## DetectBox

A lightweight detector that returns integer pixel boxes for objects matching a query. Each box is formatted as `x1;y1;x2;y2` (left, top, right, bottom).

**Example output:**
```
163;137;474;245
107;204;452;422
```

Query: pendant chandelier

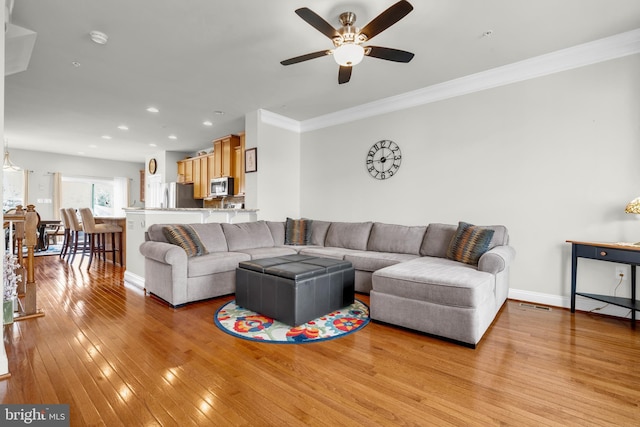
3;139;21;171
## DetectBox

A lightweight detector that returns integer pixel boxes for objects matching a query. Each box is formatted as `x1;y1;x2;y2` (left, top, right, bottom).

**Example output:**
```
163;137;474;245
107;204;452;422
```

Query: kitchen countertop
124;207;259;212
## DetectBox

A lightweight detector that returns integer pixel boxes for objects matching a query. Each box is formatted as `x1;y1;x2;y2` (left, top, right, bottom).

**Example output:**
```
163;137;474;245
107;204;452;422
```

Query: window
3;170;25;211
61;176;128;216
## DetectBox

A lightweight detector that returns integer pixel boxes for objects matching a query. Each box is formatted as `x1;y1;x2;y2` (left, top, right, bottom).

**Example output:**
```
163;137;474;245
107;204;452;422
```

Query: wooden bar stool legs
78;208;123;269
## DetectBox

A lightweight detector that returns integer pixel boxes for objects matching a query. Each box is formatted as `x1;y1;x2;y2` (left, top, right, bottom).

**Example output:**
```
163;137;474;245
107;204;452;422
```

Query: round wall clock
148;158;157;175
365;140;402;180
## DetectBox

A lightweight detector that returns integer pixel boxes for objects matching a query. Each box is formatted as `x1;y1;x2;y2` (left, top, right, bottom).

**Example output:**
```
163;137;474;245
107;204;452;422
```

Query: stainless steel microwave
210;176;234;197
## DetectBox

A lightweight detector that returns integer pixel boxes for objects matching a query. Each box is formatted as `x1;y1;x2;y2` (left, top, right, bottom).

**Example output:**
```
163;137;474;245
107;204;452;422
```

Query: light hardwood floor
1;255;639;426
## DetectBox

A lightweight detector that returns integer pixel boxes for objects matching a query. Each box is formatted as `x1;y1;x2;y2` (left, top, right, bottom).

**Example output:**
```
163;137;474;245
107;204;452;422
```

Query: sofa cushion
420;223;457;257
372;257;494;308
266;221;285;245
147;224;171;243
238;246;298;260
222;221;275;251
421;222;510;257
187;252;251;277
325;221;373;250
163;225;208;257
298;246;364;260
344;251;420;272
446;222;495;266
367;222;426;255
189;223;228;252
285;217;313;245
310;220;331;246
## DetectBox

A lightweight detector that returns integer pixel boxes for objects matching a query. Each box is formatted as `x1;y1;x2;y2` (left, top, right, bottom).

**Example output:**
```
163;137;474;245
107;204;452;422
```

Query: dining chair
58;208;71;259
65;208;86;263
78;208;123;269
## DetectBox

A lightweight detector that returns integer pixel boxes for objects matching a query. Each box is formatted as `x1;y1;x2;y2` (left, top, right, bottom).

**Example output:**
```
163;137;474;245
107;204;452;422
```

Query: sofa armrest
139;241;187;265
478;245;516;274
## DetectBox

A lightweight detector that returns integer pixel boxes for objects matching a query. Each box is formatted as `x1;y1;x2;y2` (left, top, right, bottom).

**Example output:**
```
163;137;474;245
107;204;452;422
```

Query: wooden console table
567;240;639;324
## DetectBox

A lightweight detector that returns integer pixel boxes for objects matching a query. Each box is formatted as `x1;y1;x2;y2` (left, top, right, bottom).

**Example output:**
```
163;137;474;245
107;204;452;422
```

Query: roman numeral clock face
366;140;402;180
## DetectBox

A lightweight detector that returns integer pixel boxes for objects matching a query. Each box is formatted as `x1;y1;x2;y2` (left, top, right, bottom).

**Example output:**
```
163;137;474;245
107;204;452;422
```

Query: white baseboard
124;270;145;290
508;288;634;319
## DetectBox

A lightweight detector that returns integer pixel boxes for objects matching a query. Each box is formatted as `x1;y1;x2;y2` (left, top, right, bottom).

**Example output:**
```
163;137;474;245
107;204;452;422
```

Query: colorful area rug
214;299;369;344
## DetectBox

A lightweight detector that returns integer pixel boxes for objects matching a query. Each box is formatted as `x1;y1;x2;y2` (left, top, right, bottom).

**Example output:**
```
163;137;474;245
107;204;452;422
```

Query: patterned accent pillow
446;221;495;266
285;218;313;245
163;225;209;257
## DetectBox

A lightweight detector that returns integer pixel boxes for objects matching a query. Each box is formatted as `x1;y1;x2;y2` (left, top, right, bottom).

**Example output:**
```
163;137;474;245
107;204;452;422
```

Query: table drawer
592;246;640;264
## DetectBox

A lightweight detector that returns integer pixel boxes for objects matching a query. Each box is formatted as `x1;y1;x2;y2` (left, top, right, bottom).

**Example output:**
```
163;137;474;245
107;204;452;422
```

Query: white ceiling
5;0;640;163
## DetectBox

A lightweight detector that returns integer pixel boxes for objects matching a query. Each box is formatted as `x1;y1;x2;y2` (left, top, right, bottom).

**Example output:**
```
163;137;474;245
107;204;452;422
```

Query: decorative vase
3;300;14;325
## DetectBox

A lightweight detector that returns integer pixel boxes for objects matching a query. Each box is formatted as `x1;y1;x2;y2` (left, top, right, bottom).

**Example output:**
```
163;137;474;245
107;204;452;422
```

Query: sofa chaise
139;219;515;346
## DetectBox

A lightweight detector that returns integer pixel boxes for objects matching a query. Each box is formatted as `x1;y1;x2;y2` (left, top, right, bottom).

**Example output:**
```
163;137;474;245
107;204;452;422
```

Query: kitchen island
123;207;258;288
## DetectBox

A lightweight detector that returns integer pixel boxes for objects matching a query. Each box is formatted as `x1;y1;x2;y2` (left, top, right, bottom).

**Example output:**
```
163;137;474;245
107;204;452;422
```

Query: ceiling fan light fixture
333;43;364;66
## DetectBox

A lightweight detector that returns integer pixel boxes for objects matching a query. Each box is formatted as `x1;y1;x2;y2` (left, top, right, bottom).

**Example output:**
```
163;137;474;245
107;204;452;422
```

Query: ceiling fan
280;0;415;84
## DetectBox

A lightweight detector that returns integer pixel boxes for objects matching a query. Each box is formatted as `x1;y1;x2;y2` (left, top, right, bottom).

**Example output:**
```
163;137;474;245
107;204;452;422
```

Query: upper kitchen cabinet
213;135;240;179
178;158;195;183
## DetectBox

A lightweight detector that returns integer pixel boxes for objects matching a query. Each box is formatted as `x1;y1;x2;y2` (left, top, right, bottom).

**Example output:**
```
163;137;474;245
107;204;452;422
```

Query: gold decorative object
624;197;640;245
624;197;640;214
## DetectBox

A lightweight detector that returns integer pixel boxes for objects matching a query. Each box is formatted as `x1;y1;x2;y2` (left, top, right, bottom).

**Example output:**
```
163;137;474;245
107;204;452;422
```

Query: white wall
1;0;8;376
298;54;640;310
7;148;143;218
247;111;301;221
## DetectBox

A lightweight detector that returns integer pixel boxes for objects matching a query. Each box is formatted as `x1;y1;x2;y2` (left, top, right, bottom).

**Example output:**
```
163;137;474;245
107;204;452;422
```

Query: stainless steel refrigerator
161;182;202;208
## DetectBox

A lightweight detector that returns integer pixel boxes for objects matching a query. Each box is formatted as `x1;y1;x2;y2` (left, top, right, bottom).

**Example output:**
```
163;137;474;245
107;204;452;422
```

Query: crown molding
258;109;301;133
261;28;640;133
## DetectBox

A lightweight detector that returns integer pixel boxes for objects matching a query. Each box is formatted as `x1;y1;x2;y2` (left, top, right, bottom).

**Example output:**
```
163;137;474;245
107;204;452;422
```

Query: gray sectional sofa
139;220;515;347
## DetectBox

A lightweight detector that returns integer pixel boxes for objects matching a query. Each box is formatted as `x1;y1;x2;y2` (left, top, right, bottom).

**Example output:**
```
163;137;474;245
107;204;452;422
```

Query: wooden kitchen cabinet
193;157;202;198
207;154;216;182
139;170;145;201
181;158;194;183
177;161;185;183
213;135;240;178
198;156;209;199
176;134;243;200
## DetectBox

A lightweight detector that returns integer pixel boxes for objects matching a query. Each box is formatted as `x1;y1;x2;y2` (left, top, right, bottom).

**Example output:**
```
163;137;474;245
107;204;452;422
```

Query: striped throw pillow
446;221;495;266
163;225;208;257
285;218;313;245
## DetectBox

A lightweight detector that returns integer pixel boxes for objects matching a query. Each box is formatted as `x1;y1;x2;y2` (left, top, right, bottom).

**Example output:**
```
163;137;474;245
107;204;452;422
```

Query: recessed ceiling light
72;61;81;67
213;110;224;115
78;151;85;155
89;31;108;45
89;144;97;148
117;125;129;131
146;107;159;113
101;135;112;140
149;143;157;147
203;120;213;126
168;135;177;140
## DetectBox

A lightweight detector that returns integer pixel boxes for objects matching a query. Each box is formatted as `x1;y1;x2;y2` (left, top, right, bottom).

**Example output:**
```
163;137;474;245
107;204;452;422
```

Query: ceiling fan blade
338;66;352;84
359;0;414;41
295;8;340;40
281;50;331;66
366;46;414;63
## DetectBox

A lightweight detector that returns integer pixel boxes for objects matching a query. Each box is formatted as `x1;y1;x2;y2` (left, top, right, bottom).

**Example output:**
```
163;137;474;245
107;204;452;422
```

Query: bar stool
79;208;123;269
59;208;71;259
66;208;86;263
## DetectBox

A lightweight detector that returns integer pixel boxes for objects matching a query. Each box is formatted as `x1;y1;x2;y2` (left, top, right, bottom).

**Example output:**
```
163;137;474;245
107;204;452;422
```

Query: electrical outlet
615;266;627;280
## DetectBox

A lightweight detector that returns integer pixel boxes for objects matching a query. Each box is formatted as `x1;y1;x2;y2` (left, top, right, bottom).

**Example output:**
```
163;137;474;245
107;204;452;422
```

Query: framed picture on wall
245;148;257;173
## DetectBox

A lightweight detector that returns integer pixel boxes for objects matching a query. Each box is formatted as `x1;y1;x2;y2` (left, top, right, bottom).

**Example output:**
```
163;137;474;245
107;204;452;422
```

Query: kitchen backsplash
203;195;245;209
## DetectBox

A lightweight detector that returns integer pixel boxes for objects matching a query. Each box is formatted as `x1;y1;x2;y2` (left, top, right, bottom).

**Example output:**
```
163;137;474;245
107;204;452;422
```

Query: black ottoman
235;254;355;326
